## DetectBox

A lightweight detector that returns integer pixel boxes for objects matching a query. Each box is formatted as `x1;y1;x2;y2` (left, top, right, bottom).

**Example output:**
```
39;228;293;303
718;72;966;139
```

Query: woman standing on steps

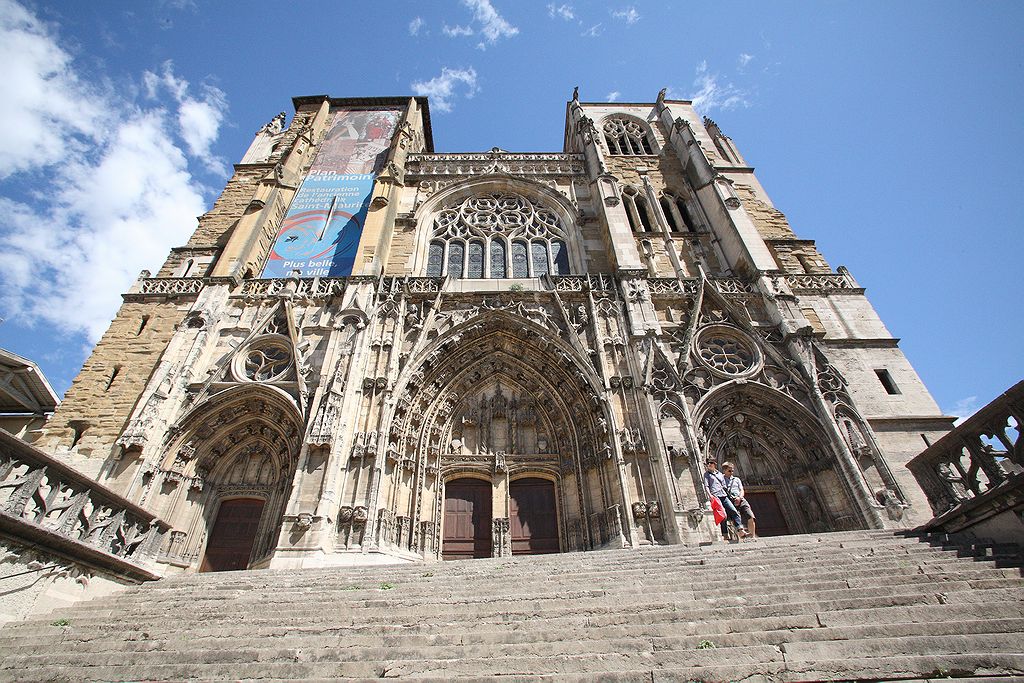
722;461;756;540
704;458;746;541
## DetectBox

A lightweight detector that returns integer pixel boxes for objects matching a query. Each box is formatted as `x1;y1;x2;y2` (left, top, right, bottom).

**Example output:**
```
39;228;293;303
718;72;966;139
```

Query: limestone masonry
28;91;956;571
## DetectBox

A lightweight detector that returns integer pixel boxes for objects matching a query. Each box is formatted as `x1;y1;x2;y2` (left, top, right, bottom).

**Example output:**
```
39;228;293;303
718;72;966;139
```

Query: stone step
150;538;963;588
32;573;1024;626
146;533;951;588
3;530;1021;682
53;564;1017;620
9;587;1023;647
90;554;1009;605
7;644;1024;681
4;616;1022;661
42;550;1014;610
17;598;1021;646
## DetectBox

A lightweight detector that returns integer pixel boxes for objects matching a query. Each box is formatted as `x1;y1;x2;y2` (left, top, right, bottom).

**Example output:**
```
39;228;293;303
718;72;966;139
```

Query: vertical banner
261;108;401;278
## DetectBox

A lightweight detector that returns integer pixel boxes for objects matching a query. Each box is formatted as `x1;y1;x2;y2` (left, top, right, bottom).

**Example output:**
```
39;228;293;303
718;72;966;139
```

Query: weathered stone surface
1;531;1022;681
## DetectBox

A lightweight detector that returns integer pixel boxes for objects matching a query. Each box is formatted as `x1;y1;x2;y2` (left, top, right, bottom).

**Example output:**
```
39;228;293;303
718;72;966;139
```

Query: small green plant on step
379;581;394;590
50;618;70;627
421;571;434;577
696;639;716;650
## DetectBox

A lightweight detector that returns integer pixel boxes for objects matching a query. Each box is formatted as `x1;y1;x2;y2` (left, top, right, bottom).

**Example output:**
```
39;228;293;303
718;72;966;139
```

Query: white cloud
0;0;223;342
547;4;575;21
143;61;228;175
0;0;104;179
611;6;640;24
581;23;602;37
443;24;474;37
738;52;754;68
948;396;980;424
686;60;750;113
408;16;424;36
467;0;518;43
606;91;621;102
411;67;479;113
446;0;517;46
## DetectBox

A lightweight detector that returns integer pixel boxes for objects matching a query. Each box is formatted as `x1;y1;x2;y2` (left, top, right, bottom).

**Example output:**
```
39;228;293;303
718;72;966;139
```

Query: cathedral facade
28;92;955;571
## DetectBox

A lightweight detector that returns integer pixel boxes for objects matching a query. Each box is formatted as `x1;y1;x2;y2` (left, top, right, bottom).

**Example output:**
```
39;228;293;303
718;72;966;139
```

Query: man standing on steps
722;461;756;540
704;459;746;540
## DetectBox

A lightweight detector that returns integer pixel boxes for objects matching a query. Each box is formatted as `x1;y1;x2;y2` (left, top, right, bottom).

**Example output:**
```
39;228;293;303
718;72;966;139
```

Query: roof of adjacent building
0;348;60;415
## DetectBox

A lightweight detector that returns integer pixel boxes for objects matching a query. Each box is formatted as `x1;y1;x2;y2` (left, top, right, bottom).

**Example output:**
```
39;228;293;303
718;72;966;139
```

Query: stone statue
795;483;828;532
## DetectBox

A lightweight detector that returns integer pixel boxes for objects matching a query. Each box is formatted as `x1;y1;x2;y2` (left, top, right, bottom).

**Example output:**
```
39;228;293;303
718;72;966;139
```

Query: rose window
426;192;570;279
235;336;293;382
694;326;761;378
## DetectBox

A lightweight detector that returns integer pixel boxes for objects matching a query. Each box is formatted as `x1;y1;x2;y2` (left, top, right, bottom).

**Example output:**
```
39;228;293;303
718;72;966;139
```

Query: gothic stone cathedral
29;92;954;571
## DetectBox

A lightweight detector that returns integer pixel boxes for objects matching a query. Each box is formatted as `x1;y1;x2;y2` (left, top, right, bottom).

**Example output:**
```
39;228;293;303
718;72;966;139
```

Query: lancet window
660;191;699;233
603;116;655;155
425;192;571;278
622;186;656;233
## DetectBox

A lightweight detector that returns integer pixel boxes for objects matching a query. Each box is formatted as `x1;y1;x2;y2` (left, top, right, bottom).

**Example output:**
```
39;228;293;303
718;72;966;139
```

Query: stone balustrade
784;269;861;293
908;380;1023;516
239;277;346;301
0;430;168;580
407;152;585;178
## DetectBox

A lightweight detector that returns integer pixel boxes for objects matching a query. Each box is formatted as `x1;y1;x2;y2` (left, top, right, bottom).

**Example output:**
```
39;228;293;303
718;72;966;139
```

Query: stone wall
186;165;269;248
31;301;187;476
0;540;134;624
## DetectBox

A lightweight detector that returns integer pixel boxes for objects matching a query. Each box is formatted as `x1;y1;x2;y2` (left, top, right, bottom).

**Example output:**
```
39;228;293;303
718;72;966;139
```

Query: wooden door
509;477;559;555
746;491;790;537
443;478;492;560
201;498;265;572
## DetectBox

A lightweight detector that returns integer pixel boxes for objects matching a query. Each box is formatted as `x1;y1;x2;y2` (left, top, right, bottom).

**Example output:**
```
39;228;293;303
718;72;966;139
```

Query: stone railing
784;270;860;293
407;152;585;178
647;278;700;295
404;277;445;294
136;277;205;296
711;277;755;295
908;380;1023;516
0;431;168;580
240;277;346;301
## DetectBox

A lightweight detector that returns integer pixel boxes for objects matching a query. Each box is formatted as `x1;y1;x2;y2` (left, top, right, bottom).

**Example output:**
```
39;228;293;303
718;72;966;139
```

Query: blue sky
0;0;1021;422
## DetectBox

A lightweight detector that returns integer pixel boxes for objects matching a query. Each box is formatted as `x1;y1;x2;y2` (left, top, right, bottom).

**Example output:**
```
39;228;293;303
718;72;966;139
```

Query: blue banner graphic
262;108;400;278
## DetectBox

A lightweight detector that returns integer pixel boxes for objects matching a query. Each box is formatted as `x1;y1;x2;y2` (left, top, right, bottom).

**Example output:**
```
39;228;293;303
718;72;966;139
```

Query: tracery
426;192;570;278
603;116;654;155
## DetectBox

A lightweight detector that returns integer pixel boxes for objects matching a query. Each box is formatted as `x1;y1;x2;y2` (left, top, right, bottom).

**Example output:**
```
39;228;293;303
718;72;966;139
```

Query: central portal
443;478;493;560
201;498;265;572
510;477;558;555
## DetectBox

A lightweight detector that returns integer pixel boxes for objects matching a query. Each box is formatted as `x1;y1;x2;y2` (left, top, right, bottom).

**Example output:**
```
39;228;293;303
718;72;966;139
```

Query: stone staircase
1;530;1023;682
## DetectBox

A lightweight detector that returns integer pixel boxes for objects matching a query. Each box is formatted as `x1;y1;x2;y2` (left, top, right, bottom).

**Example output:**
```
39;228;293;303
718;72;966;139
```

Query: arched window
426;240;445;277
661;191;698;233
622;186;656;233
448;241;465;278
467;240;484;278
603;117;654;155
427;192;572;278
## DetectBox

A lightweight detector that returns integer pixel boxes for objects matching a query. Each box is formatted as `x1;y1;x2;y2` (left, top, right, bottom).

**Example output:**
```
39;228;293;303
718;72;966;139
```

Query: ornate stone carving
694;325;761;379
233;335;293;383
407;152;584;180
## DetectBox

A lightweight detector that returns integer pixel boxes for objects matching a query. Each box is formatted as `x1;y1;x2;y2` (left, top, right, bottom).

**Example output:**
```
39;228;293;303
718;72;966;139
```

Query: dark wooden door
509;477;559;555
746;491;790;537
201;498;265;572
443;478;492;560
